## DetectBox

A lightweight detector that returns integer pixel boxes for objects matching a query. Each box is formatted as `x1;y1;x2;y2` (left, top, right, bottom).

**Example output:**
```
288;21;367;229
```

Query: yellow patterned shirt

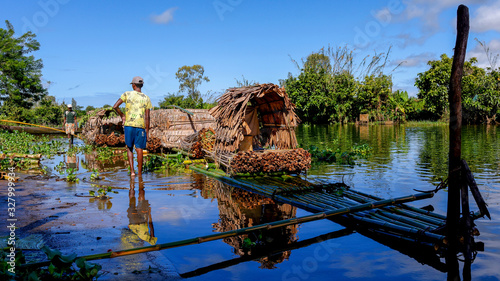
120;91;153;128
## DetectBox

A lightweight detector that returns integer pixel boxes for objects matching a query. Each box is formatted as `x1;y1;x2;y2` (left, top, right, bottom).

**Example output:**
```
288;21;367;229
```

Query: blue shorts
124;126;147;149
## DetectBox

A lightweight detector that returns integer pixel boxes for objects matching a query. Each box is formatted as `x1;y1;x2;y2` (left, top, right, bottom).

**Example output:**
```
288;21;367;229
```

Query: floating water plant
90;169;101;181
89;184;117;199
65;168;79;183
0;130;64;157
143;153;186;172
306;143;372;165
95;146;118;161
0;246;102;280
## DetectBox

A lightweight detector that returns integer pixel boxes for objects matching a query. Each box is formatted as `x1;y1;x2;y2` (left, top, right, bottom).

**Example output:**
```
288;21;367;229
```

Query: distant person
113;76;153;176
64;104;77;144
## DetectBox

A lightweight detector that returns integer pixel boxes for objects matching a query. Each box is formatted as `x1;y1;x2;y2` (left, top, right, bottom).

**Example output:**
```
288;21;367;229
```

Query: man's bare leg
136;148;143;176
127;146;135;176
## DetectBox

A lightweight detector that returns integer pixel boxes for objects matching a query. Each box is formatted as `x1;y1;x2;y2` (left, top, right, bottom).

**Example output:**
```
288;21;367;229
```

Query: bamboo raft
20;176;439;270
188;165;485;270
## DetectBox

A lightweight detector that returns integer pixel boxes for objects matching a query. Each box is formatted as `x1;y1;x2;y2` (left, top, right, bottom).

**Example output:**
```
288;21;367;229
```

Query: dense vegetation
283;46;419;124
284;45;500;124
0;21;87;126
415;53;500;123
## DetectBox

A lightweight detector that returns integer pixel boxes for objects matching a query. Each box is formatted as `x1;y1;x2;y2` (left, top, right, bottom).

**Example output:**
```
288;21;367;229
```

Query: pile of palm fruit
93;133;161;152
146;136;162;153
230;148;311;174
189;128;216;159
94;133;125;147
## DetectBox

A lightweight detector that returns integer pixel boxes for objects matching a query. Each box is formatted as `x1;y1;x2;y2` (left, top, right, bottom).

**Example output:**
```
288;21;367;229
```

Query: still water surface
44;124;500;280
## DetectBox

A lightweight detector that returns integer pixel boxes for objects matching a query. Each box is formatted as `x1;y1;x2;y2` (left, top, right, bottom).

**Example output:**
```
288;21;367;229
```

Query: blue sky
2;0;500;108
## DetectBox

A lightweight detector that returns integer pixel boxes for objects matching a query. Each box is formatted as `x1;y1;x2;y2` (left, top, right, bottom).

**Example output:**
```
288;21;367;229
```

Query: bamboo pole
180;228;355;278
191;166;444;241
347;187;447;220
0;119;83;139
341;191;446;226
20;189;435;270
171;147;194;158
166;105;194;116
252;176;446;231
183;159;207;165
0;153;42;159
352;215;446;243
447;5;469;281
294;191;445;246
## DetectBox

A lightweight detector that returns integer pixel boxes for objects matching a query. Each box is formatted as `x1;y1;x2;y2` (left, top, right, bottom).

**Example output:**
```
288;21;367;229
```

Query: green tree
85;105;96;113
34;96;64;125
462;66;500;123
175;65;210;103
386;90;424;122
0;20;46;111
414;54;453;119
284;46;393;124
356;74;392;120
415;53;500;123
159;93;197;109
303;52;331;74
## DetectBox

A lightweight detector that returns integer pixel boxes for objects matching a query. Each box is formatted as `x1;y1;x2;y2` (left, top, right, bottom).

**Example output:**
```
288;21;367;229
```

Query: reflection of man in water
64;155;79;170
127;176;157;245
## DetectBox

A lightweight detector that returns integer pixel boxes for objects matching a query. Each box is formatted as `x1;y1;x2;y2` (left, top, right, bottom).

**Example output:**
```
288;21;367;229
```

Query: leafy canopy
415;53;500;123
0;20;46;110
175;64;210;102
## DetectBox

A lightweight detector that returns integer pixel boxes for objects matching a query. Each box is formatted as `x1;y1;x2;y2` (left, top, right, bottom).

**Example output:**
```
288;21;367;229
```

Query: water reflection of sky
298;124;500;281
33;125;500;281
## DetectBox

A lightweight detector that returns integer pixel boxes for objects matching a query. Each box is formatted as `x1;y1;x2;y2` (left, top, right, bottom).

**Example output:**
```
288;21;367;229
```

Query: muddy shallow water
2;124;500;280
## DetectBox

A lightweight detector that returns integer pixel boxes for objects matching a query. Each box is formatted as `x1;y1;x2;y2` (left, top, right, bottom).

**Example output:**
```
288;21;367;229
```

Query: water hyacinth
0;130;64;156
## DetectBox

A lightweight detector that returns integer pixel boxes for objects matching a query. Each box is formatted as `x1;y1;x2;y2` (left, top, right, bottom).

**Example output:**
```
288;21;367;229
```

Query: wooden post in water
447;4;469;281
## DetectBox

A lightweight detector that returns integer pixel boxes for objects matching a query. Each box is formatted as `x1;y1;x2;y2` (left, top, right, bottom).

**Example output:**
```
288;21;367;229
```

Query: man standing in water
113;76;153;176
64;104;77;144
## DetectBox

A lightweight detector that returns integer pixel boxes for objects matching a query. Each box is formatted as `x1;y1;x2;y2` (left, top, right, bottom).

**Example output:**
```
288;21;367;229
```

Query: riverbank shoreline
0;174;180;280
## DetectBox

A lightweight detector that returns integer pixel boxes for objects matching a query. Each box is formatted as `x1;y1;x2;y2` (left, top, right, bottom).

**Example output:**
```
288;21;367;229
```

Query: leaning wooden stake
461;160;490;219
447;4;469;281
20;191;433;269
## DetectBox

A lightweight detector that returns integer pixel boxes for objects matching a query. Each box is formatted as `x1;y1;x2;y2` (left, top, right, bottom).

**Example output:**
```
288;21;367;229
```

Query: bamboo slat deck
188;165;480;269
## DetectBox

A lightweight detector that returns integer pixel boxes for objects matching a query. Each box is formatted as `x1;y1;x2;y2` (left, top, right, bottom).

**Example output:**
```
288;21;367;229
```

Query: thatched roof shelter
209;83;300;154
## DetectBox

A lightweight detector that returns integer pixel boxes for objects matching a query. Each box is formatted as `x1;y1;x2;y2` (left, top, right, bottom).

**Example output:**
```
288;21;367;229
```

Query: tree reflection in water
192;174;298;269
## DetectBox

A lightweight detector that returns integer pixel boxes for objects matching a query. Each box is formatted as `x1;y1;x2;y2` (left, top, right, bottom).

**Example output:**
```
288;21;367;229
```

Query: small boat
0;125;81;135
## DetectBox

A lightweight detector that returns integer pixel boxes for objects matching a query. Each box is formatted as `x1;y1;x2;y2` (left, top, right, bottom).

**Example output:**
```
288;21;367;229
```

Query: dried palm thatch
149;109;215;148
82;109;216;149
81;110;122;143
209;83;300;154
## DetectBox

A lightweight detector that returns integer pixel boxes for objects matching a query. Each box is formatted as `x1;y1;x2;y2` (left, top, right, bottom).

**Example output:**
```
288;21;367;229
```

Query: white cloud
372;0;489;46
471;2;500;32
395;0;467;30
391;52;436;68
150;7;178;25
468;39;500;69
